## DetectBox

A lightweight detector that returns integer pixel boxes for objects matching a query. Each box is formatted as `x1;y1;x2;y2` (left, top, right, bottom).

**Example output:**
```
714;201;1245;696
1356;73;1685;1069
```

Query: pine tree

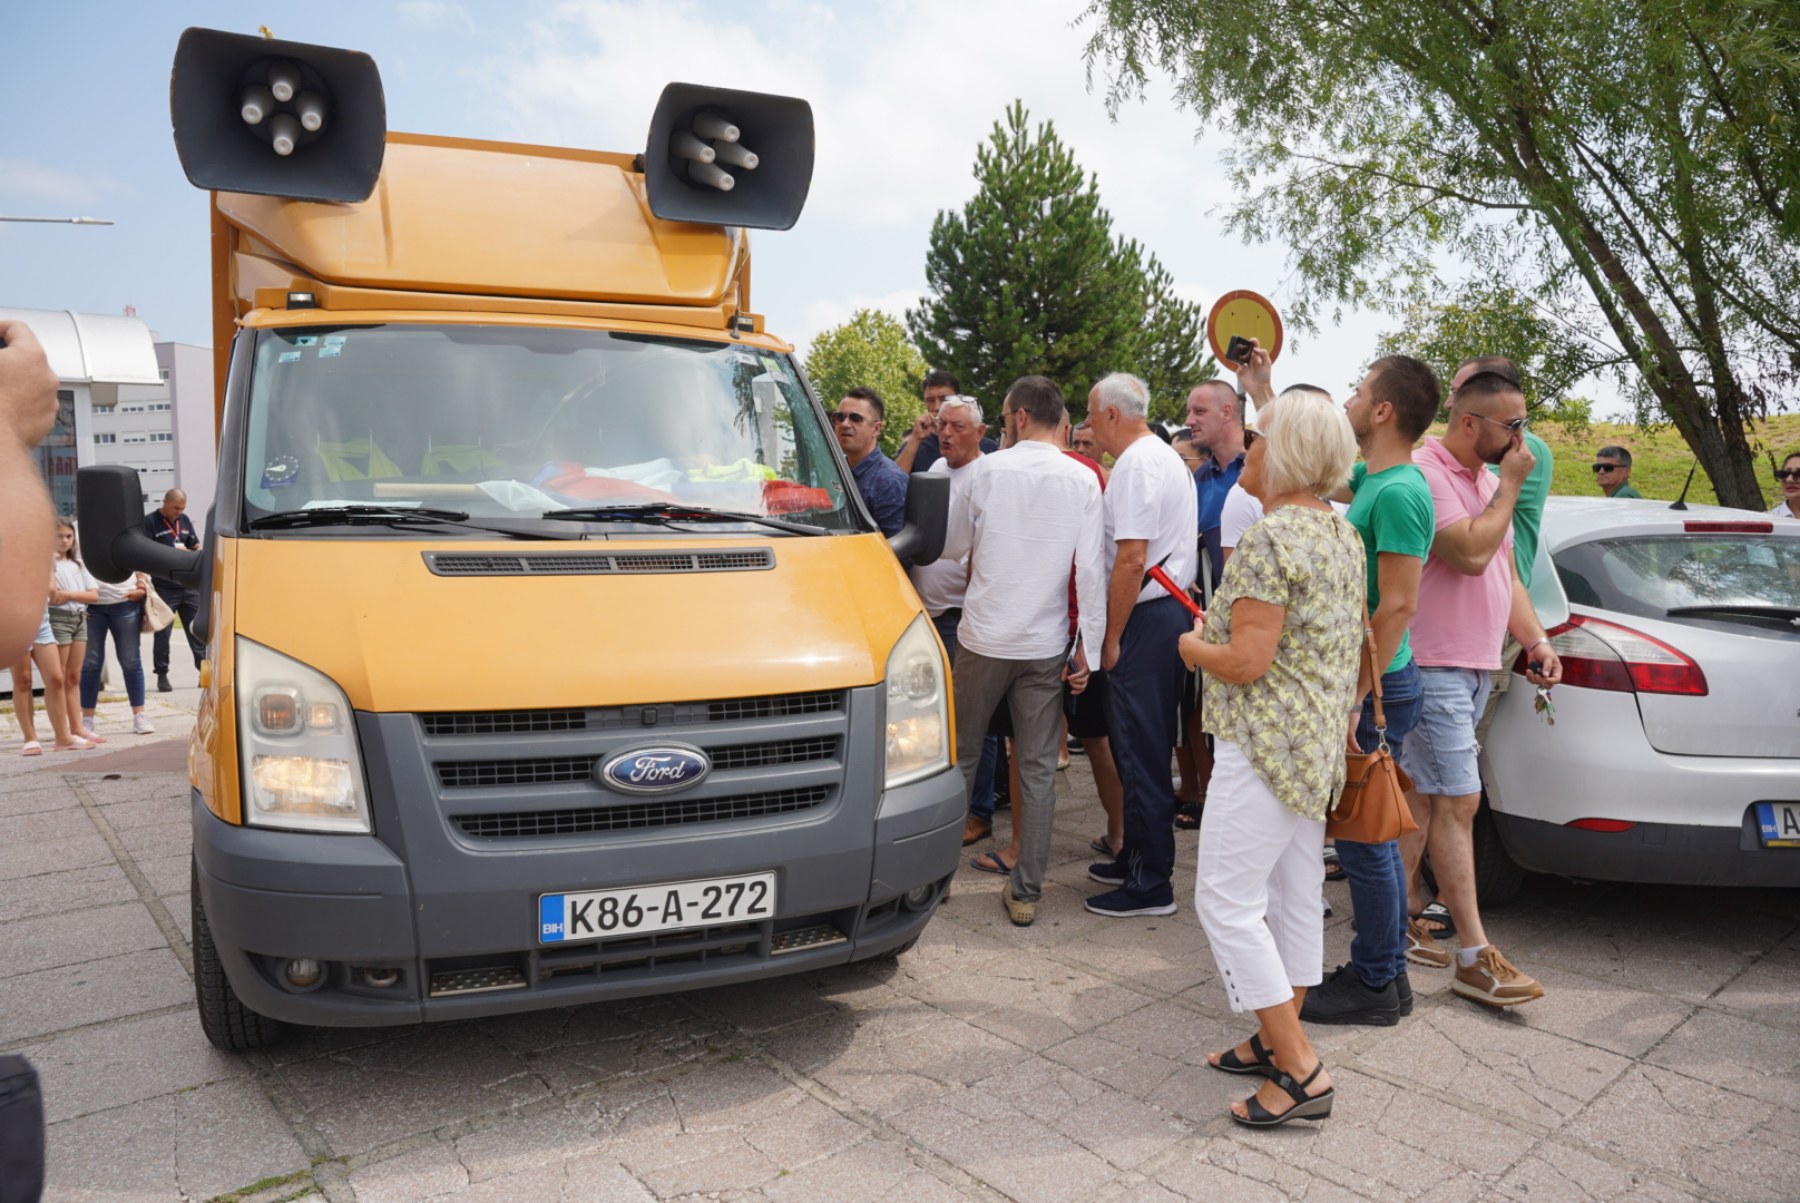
908;102;1211;419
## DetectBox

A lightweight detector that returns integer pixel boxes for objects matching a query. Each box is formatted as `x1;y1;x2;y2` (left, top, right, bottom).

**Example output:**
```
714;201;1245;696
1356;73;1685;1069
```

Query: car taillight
1520;615;1708;696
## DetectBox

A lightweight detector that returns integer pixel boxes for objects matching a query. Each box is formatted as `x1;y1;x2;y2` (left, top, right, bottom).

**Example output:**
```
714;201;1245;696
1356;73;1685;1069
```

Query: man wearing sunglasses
1592;445;1643;498
831;388;909;537
1400;368;1561;1009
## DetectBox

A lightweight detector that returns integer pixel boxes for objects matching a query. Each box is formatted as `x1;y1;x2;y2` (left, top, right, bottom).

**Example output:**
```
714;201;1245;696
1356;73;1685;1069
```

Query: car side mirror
77;465;203;588
887;473;948;566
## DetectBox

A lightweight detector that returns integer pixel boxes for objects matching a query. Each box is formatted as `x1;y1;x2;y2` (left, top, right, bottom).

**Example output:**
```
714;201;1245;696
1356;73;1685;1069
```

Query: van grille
424;549;774;577
452;785;830;838
435;736;838;790
419;690;843;737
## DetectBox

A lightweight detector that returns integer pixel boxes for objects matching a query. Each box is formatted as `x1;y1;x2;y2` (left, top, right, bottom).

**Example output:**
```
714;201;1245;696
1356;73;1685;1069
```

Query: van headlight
236;637;371;833
884;615;950;789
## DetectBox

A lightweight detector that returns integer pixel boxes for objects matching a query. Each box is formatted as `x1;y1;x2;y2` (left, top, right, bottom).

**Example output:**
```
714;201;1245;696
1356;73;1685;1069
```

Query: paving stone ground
3;670;1796;1202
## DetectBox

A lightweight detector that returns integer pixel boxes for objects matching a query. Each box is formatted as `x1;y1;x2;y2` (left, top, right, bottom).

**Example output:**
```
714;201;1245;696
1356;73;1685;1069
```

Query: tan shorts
48;608;87;646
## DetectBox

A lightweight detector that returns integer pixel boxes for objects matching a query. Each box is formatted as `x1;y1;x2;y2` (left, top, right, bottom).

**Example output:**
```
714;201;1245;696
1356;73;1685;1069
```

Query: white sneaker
132;713;155;735
81;716;97;738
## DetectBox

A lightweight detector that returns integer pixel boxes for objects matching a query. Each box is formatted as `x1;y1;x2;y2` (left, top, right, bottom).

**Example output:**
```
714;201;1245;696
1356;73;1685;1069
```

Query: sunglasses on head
1778;468;1800;482
827;410;869;426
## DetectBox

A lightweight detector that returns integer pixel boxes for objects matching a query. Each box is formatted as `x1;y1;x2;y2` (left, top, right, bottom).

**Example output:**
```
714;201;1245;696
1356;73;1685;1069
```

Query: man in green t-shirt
1594;445;1643;499
1301;354;1439;1029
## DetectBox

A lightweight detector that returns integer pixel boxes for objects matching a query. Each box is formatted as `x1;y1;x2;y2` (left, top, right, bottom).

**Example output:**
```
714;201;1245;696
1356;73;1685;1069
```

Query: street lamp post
0;216;114;224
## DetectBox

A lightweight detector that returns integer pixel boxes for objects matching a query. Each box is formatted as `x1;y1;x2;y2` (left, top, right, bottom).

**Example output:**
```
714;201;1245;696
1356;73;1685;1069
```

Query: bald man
144;487;203;689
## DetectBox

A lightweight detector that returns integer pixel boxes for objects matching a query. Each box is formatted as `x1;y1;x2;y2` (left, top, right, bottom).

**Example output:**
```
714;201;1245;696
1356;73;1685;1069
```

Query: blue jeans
81;601;145;709
934;611;999;819
1336;658;1423;989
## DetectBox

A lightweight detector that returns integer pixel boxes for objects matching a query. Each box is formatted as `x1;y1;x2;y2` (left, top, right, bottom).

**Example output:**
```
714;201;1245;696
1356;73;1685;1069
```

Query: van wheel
1473;800;1526;908
192;859;285;1051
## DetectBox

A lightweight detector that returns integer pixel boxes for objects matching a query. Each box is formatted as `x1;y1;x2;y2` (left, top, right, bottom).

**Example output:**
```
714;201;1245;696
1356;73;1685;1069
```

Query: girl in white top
11;517;97;754
50;517;103;744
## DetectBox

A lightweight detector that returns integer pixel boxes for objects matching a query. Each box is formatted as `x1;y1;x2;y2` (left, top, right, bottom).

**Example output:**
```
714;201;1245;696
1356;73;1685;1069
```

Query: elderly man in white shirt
1086;371;1200;918
942;375;1108;926
909;397;1003;846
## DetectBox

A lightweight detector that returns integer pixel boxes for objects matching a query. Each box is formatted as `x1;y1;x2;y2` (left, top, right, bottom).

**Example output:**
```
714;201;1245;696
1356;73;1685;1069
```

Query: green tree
1374;281;1597;431
908;101;1213;421
1083;0;1800;508
802;309;929;455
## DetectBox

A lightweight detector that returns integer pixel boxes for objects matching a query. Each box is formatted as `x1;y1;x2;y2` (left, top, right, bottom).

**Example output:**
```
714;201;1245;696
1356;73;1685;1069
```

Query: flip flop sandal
1088;834;1121;857
1416;901;1456;940
1208;1031;1277;1077
19;741;43;757
969;850;1014;876
1233;1061;1334;1127
1174;800;1204;831
1323;846;1347;881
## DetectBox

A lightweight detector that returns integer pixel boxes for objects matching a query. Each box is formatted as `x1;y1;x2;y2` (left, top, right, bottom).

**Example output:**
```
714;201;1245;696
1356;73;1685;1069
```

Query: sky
2;0;1405;403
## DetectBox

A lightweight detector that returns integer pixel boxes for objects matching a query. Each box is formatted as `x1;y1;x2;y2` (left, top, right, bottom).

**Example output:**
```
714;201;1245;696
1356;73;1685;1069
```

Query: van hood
230;534;924;712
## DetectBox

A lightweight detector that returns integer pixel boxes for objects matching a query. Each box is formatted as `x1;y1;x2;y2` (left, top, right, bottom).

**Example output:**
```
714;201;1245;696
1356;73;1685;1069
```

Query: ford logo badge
598;746;712;795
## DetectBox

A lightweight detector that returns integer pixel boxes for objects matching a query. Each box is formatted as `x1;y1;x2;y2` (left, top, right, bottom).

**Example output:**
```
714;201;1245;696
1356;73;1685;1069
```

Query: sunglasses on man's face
1471;412;1530;435
1592;463;1622;474
1778;468;1800;482
827;410;869;426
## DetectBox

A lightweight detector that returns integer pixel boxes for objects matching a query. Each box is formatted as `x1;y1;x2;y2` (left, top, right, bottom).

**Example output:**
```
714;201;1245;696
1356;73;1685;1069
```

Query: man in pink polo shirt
1401;370;1562;1007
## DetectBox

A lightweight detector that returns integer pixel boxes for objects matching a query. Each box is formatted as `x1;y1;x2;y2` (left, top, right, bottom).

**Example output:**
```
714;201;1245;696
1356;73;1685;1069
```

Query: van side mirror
887;473;948;566
77;466;203;588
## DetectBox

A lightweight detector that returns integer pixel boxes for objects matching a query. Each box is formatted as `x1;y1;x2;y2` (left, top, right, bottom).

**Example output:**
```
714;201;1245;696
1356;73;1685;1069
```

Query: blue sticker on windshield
261;455;299;489
294;335;319;347
278;351;301;364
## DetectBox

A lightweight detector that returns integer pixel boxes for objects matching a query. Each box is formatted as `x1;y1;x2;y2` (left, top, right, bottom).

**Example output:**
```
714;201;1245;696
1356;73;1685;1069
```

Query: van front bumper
194;745;966;1027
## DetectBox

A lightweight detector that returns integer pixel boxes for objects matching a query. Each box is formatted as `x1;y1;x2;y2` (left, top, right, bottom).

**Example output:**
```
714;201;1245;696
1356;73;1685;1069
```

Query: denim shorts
1398;667;1492;796
32;610;53;647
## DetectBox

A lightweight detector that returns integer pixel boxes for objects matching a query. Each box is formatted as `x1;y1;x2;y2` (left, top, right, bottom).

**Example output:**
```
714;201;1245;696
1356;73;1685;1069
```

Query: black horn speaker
644;83;813;230
170;26;386;203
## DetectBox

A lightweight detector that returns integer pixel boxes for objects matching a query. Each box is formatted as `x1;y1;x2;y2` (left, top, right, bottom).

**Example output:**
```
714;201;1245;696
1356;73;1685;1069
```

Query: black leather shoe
156;672;173;693
1300;963;1401;1027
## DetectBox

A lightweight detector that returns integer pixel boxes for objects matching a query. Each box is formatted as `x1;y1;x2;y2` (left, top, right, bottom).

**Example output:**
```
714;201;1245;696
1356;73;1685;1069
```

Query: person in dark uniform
144;487;203;690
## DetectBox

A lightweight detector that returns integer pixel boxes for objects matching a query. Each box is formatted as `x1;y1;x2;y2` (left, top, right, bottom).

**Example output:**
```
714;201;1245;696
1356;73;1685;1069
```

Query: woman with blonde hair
12;518;96;754
1179;389;1365;1127
50;517;103;742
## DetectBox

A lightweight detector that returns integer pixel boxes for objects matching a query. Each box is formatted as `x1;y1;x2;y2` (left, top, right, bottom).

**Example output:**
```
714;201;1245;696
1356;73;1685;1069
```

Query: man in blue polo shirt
833;387;908;536
1186;379;1248;596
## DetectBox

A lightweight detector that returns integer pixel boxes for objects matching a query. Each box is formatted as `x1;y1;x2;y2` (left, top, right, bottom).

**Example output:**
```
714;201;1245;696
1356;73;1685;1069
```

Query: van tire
192;859;285;1051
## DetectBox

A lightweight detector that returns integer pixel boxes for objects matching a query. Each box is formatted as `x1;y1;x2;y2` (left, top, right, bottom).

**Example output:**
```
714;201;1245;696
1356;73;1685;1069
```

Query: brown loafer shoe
961;816;992;846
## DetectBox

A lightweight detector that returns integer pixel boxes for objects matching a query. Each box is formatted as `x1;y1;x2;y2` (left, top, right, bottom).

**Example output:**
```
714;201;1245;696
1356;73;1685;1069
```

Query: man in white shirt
1085;372;1199;917
908;397;1001;846
942;376;1108;926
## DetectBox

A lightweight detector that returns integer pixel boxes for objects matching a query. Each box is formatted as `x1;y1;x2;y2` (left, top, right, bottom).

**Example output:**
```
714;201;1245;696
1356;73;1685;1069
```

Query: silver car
1476;497;1800;904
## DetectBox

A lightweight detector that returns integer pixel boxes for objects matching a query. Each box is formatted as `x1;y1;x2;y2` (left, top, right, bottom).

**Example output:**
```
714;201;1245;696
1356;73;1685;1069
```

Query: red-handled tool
1143;556;1203;619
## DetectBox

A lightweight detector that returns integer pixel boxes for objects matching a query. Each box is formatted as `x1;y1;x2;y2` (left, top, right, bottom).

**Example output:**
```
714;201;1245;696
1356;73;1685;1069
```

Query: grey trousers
953;645;1065;903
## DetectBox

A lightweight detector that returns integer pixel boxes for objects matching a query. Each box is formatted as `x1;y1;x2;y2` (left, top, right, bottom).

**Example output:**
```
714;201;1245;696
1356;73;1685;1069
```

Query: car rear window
1555;533;1800;619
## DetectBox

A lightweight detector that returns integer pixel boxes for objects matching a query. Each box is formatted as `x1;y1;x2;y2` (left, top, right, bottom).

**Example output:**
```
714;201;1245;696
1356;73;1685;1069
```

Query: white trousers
1195;740;1327;1013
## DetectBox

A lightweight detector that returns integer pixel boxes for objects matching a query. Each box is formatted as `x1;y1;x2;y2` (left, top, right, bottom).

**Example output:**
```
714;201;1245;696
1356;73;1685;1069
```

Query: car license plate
538;872;776;943
1755;803;1800;848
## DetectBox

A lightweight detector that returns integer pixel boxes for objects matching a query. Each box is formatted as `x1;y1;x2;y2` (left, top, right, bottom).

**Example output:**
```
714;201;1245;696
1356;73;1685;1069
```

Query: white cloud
0;158;123;209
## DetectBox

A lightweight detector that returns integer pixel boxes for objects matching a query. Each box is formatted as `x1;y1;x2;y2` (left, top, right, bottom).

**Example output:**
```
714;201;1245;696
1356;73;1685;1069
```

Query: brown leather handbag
1327;632;1420;844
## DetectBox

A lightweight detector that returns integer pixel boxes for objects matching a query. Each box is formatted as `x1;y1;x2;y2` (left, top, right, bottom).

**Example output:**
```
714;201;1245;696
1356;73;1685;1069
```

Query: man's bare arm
1102;538;1147;670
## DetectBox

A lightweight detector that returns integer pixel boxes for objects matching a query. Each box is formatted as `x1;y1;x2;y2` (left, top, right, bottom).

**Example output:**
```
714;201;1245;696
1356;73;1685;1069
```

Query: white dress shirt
942;440;1107;661
1105;433;1199;604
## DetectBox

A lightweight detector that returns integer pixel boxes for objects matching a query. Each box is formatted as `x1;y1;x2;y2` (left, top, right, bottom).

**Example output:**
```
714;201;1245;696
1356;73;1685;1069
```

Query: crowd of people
834;348;1595;1128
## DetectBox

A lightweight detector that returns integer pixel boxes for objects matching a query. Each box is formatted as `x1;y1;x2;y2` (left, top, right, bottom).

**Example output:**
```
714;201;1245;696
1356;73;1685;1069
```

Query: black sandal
1208;1031;1276;1077
1415;901;1456;941
1323;845;1347;881
1233;1061;1334;1128
1174;800;1204;831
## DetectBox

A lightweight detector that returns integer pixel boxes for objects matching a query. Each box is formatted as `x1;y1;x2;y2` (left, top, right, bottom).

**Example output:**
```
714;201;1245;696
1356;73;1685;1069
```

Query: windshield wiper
1665;604;1800;624
246;506;583;540
540;504;827;536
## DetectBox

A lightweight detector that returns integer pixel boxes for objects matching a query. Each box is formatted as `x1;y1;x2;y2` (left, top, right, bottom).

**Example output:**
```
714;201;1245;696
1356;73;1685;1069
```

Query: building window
92;402;115;414
159;368;170;382
150;432;172;442
149;402;171;411
94;433;116;445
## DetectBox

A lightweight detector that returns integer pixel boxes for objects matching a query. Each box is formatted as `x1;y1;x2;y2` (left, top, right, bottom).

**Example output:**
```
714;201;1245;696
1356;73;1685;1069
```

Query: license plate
1755;803;1800;848
538;872;776;943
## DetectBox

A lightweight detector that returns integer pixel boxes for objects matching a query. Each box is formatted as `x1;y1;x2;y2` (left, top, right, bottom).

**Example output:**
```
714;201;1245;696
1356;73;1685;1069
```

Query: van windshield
239;325;858;532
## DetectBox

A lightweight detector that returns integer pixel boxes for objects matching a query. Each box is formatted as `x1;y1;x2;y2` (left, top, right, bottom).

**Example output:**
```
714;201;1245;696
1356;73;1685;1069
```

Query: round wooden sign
1206;290;1284;365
